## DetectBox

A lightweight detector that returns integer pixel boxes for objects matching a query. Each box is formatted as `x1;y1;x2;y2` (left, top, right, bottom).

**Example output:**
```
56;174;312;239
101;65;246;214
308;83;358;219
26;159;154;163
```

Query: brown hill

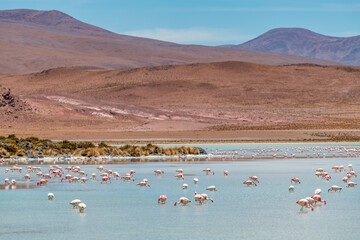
0;61;359;139
0;10;339;75
225;28;360;66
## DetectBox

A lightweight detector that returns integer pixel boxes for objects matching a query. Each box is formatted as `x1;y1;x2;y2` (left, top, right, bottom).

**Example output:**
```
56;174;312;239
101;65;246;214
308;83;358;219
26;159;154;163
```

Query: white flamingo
206;186;217;191
328;185;342;192
296;199;314;211
347;181;357;187
78;203;86;212
69;199;82;208
48;193;54;200
174;197;191;206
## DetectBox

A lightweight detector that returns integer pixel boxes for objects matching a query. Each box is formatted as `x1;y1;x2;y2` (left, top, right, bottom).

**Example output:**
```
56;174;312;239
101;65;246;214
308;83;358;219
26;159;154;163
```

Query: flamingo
24;174;30;180
311;194;326;205
97;166;104;171
314;189;322;195
11;179;16;185
158;195;167;204
121;174;134;181
113;172;120;179
305;197;315;206
48;193;54;200
296;199;314;211
203;168;214;175
347;181;357;187
174;173;184;180
4;178;9;185
224;170;229;176
5;169;9;173
69;199;82;208
154;170;164;175
81;177;88;183
331;166;339;172
249;176;259;183
342;177;348;182
78;203;86;212
328;185;342;192
195;192;205;204
70;177;80;183
325;175;331;181
183;184;188;190
206;186;217;191
193;178;198;184
130;170;136;175
101;176;111;184
136;181;150;187
348;164;353;171
243;180;257;186
348;171;357;177
339;166;345;172
291;177;301;184
37;179;48;186
289;185;295;192
316;168;324;172
61;175;73;182
200;193;213;203
174;197;191;206
176;169;183;173
91;173;96;180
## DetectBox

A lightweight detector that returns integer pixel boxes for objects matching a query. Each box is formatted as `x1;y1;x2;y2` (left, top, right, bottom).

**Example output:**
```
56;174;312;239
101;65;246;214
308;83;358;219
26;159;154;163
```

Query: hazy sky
1;0;359;45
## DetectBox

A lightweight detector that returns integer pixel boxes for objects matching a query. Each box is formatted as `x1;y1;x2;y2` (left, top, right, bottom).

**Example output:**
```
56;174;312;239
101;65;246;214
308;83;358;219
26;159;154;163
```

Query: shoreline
2;129;359;144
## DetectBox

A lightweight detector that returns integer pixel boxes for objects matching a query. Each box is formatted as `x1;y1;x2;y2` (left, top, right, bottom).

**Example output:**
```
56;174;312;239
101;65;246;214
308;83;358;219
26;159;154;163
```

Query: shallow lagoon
1;142;359;240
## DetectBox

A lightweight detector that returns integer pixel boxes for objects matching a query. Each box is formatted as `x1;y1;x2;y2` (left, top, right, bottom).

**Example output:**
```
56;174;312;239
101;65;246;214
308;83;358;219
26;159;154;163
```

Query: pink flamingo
158;195;167;204
249;176;259;183
311;194;327;205
243;180;257;186
291;177;301;184
154;170;164;175
203;168;214;175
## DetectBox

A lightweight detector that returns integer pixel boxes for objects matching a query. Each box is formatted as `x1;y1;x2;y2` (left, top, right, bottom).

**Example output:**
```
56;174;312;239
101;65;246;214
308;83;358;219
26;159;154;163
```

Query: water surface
1;142;359;240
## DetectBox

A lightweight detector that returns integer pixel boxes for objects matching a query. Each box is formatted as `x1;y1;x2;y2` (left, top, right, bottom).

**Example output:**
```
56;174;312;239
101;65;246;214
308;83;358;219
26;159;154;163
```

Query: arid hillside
0;9;339;75
0;61;359;140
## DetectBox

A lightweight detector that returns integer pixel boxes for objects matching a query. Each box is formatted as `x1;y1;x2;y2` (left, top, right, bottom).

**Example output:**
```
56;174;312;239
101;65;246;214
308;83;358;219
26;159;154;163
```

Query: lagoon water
1;142;359;240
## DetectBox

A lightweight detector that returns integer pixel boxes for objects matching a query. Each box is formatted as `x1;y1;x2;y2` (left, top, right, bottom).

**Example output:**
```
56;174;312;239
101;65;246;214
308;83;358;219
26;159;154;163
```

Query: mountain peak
227;28;360;65
0;9;114;36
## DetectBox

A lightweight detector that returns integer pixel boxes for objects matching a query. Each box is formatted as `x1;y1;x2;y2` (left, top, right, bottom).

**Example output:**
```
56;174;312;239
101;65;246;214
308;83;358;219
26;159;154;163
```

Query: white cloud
124;28;253;45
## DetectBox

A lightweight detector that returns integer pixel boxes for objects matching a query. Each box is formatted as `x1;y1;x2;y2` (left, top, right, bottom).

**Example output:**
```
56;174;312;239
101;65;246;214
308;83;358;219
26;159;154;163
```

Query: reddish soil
0;61;359;141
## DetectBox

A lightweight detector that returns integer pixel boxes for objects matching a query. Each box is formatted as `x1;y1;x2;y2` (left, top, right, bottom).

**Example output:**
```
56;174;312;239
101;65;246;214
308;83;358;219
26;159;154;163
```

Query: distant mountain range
0;9;337;74
223;28;360;66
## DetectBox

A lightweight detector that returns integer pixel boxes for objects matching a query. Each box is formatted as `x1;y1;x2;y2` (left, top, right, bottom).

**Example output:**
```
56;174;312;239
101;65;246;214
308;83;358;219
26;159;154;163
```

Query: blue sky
1;0;359;45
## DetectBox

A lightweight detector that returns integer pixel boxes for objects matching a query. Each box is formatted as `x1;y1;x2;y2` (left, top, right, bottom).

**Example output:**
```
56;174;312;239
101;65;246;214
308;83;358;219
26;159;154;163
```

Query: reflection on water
0;142;359;240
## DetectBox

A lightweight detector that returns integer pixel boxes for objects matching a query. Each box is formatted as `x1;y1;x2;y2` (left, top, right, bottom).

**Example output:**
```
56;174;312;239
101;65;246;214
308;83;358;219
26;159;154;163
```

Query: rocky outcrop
0;86;31;118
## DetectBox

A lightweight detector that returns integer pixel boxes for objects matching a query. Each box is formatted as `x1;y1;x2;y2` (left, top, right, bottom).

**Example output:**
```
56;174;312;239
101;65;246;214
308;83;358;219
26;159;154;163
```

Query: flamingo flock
295;163;357;211
1;152;358;214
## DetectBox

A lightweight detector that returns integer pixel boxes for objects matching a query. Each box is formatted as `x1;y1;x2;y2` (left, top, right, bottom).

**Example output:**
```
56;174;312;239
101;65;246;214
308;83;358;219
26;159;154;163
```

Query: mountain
224;28;360;66
0;10;338;75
